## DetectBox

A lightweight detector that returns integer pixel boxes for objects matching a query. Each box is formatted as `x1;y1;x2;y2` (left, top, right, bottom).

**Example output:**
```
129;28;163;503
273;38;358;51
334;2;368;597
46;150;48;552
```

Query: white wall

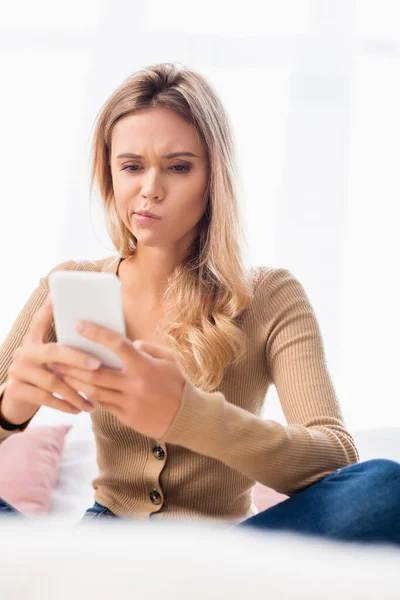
1;0;399;429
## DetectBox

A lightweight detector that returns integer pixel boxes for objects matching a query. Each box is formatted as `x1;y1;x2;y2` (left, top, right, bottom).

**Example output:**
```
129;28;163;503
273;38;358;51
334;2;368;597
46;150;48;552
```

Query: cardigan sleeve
159;268;360;496
0;260;78;444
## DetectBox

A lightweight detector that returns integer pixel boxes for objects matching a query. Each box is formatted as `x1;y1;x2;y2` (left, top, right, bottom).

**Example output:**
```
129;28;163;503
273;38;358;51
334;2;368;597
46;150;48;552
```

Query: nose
140;171;163;201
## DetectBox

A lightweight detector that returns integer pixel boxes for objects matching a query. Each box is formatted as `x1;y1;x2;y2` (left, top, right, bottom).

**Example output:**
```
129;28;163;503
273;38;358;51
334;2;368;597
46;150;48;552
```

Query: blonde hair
89;62;256;392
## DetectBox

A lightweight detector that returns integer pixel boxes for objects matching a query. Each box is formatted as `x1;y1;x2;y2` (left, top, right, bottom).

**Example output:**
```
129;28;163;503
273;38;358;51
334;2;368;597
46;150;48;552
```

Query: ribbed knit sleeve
159;268;360;496
0;260;78;443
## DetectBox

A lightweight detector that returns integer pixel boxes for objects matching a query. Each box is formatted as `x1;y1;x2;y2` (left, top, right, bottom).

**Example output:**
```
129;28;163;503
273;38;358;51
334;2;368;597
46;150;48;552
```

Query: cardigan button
153;445;165;460
150;490;162;505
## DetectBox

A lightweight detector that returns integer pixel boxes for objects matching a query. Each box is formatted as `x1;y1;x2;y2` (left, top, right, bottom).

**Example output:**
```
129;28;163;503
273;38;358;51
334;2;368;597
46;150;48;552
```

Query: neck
122;248;178;301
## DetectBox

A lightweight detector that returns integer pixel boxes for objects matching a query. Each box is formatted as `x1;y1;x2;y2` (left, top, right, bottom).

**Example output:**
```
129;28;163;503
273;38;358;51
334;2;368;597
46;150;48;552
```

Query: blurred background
1;0;399;431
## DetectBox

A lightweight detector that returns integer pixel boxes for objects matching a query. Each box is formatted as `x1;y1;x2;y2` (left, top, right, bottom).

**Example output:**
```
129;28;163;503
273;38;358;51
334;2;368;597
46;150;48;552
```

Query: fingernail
86;357;101;368
84;400;95;412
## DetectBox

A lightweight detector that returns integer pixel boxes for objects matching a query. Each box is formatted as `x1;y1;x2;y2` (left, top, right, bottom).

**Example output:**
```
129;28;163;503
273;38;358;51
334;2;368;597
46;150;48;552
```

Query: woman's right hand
0;294;102;426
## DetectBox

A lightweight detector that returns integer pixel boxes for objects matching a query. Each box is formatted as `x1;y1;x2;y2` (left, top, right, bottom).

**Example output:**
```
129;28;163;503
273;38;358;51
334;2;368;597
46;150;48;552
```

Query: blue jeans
1;459;399;546
78;501;119;523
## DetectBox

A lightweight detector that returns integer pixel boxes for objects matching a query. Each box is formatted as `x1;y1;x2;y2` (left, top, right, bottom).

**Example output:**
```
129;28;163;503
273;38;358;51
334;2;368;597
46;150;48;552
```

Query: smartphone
48;270;126;370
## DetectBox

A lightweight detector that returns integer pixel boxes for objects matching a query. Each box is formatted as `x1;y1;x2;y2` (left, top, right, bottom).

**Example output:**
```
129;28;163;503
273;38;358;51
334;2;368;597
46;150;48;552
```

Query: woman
0;62;399;545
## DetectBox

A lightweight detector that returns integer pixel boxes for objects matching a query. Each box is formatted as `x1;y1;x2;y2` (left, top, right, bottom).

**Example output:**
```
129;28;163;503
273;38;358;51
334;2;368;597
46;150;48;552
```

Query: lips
134;211;161;219
133;213;160;224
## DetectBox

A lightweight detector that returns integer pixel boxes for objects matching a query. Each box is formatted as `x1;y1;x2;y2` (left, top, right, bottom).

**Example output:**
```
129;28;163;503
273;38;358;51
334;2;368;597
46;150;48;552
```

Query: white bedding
0;517;399;599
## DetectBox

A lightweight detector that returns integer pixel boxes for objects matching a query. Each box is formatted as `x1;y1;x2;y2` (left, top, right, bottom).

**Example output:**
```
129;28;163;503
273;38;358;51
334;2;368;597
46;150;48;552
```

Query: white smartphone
48;270;126;370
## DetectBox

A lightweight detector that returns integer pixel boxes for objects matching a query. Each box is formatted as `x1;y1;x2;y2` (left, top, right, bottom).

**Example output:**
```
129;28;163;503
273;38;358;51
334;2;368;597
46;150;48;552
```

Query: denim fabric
0;498;118;523
0;496;32;521
1;458;399;546
235;458;400;546
77;501;120;524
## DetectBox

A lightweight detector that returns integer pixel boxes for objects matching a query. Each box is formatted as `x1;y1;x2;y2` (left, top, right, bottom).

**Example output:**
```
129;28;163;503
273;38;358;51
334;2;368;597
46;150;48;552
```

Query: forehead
111;107;204;155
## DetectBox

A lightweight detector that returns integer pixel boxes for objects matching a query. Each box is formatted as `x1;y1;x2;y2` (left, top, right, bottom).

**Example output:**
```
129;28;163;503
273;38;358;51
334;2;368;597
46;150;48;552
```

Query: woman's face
109;106;209;252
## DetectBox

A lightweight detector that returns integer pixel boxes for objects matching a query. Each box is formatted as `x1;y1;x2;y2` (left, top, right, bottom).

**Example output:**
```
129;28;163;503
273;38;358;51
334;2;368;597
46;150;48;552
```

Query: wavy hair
89;62;256;392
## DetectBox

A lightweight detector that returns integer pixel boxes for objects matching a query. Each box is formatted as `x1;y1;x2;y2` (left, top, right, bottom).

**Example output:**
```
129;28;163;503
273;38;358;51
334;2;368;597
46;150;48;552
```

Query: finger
17;341;102;372
76;323;148;372
8;379;82;415
9;362;93;412
50;364;124;393
24;294;54;345
62;373;121;407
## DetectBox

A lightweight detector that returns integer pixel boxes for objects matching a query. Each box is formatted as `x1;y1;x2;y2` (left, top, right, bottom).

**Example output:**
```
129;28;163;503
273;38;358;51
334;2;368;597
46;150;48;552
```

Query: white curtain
1;0;399;430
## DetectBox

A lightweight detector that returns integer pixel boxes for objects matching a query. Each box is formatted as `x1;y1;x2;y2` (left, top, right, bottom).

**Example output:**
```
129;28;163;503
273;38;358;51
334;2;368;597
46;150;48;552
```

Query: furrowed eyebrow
116;151;200;160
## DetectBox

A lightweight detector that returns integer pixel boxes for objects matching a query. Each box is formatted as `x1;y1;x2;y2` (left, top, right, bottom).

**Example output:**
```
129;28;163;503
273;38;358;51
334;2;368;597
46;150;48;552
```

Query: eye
121;164;191;174
122;165;140;172
171;164;191;173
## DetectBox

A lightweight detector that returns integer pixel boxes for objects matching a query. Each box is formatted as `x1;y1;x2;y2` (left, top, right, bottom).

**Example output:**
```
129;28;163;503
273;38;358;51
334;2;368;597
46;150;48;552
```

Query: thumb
25;294;54;345
132;339;174;361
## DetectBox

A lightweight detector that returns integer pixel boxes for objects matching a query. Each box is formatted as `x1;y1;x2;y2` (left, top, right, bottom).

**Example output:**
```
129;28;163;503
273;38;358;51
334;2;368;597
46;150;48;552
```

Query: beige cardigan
0;255;359;525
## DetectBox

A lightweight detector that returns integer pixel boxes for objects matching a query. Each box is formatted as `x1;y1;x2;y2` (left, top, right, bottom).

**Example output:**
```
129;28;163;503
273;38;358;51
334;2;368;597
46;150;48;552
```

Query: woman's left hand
48;321;187;439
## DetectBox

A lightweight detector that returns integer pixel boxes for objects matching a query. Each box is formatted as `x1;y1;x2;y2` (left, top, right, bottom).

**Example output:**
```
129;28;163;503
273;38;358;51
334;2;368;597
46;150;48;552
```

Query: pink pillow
0;425;71;517
253;482;289;512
